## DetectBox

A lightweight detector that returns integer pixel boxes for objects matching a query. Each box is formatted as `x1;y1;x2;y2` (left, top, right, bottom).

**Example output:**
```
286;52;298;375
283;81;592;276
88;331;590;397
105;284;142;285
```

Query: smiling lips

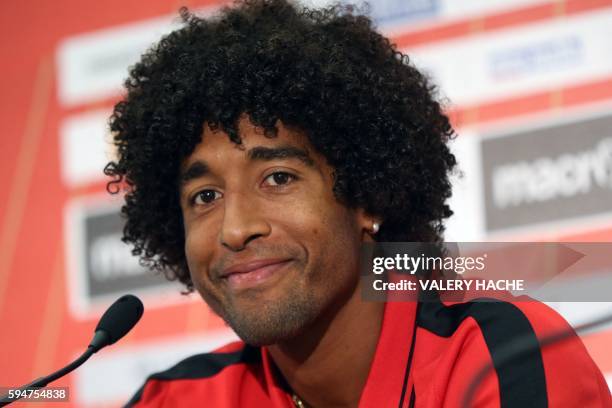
220;258;292;290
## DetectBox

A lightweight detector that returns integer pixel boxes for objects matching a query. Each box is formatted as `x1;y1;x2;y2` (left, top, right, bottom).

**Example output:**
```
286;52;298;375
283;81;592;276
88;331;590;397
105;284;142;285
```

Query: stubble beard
222;283;322;346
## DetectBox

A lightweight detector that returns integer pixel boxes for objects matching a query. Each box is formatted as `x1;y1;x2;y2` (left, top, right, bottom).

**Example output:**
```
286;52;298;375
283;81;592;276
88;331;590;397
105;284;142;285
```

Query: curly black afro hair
105;0;457;292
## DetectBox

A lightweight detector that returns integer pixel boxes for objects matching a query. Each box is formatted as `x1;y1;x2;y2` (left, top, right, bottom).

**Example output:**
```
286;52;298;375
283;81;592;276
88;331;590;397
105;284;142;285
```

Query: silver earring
371;222;380;234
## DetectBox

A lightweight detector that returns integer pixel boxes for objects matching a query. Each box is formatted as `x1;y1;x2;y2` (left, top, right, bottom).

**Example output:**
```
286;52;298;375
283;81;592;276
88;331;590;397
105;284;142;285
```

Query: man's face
180;117;370;345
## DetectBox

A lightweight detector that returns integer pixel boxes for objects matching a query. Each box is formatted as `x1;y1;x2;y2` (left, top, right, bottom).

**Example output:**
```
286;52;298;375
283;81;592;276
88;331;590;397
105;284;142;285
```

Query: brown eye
193;190;222;205
264;172;295;186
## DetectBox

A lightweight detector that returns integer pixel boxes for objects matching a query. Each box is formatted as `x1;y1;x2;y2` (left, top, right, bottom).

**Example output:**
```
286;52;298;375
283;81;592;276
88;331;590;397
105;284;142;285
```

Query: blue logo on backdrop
365;0;439;25
488;36;584;81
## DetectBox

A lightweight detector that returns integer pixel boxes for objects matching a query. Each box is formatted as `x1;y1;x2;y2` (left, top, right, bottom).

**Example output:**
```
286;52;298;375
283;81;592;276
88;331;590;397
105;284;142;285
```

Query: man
105;0;611;406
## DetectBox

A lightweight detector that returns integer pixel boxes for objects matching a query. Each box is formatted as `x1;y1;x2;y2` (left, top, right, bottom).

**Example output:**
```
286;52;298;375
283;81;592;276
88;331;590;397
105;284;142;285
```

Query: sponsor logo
492;138;612;209
362;0;439;24
481;113;612;232
488;36;583;81
65;199;177;315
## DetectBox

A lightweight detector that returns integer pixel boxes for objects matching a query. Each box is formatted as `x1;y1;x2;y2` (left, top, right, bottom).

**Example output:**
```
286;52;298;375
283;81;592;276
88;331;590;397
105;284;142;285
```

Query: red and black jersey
126;298;612;407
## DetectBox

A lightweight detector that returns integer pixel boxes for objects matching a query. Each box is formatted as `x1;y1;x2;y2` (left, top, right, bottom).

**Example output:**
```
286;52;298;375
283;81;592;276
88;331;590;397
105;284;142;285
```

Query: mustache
210;244;304;278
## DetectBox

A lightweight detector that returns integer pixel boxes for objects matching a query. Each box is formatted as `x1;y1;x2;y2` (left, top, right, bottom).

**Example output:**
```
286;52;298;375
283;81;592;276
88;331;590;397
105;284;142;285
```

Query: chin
224;297;321;346
230;321;304;346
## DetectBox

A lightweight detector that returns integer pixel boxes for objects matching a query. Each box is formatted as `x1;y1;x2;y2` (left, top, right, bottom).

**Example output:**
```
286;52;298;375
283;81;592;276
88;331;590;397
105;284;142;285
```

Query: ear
355;208;382;241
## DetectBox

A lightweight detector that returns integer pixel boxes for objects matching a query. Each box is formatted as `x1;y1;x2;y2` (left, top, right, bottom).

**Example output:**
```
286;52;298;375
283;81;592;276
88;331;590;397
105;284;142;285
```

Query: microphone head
95;294;144;347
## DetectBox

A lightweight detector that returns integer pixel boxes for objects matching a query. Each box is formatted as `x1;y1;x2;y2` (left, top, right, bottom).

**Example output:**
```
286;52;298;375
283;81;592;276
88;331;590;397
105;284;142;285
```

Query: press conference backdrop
1;0;612;406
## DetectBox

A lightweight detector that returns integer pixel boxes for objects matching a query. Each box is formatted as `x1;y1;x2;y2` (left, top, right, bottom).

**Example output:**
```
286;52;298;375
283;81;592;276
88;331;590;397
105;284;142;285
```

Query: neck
267;280;385;408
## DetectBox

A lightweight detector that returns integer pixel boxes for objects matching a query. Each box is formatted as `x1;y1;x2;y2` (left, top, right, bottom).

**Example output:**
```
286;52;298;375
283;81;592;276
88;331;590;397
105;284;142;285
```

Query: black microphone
89;294;145;352
0;294;144;407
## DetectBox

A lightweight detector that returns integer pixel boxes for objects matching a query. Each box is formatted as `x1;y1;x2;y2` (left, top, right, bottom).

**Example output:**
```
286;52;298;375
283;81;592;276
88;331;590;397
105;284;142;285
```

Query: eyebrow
248;146;314;166
181;161;209;184
180;145;315;185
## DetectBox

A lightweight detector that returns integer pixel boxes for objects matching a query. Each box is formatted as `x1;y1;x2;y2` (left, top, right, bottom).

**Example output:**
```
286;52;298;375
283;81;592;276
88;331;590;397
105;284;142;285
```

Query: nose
220;193;271;251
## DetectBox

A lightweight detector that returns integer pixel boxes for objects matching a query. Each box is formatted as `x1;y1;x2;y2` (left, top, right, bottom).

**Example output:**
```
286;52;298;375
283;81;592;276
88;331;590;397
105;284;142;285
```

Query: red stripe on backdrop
561;227;612;242
482;2;560;31
448;76;612;128
563;77;612;106
566;0;612;14
393;0;612;49
393;20;474;49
